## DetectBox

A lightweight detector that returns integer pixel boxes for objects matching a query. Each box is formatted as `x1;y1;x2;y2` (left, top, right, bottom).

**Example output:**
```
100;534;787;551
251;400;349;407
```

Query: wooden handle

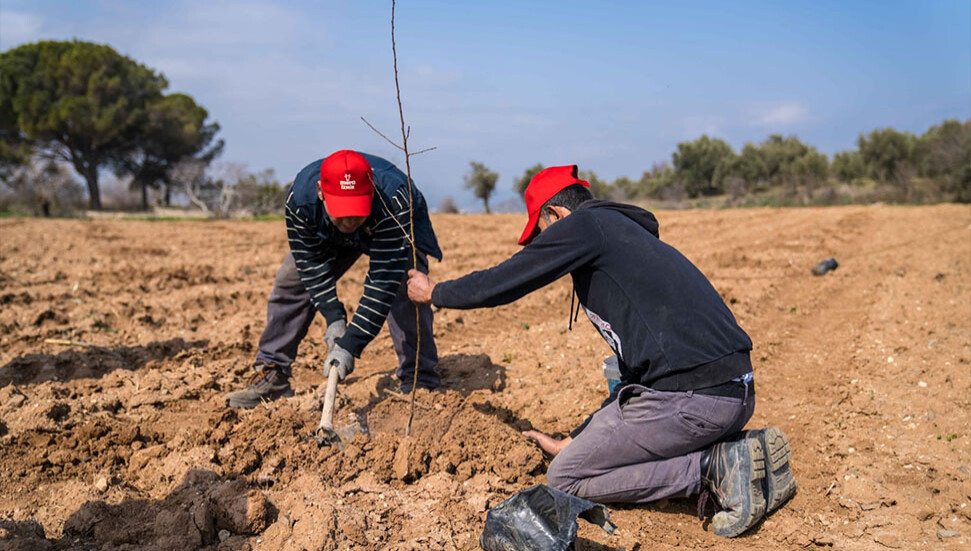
320;366;340;430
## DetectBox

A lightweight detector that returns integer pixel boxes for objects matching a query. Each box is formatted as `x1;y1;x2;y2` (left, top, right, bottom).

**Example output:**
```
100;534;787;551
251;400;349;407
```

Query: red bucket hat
518;165;589;245
319;150;375;218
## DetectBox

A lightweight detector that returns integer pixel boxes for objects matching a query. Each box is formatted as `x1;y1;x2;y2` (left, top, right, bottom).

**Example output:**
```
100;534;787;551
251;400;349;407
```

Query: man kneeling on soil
407;166;796;537
227;150;443;408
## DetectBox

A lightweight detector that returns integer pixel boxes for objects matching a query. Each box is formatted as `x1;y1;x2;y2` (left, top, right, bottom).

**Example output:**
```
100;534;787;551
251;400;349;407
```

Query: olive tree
672;135;734;197
514;163;544;197
464;161;498;213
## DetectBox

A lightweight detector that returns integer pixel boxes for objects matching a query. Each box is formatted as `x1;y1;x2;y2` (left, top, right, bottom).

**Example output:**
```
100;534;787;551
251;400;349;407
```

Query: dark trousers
255;250;440;388
547;383;754;503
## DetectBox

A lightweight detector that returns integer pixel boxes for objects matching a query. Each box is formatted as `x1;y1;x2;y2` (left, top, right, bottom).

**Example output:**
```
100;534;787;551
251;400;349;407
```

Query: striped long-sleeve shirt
284;153;442;357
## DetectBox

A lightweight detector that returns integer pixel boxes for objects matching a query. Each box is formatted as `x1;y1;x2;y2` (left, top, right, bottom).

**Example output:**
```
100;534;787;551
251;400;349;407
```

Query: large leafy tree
113;93;224;209
713;143;768;194
759;135;813;187
857;128;917;183
831;150;866;183
672;135;734;197
0;97;31;184
916;119;971;201
638;162;676;199
464;161;498;213
0;40;167;209
711;135;828;201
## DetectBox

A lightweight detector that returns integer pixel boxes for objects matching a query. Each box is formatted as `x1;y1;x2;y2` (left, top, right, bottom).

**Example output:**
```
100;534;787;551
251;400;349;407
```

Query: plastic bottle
602;356;621;393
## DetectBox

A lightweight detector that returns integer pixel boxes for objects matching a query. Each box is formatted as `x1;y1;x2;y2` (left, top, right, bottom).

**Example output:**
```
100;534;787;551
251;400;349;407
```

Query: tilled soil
0;205;968;550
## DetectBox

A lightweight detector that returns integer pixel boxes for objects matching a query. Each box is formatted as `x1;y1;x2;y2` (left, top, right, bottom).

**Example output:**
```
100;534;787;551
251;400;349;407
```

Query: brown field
0;204;969;550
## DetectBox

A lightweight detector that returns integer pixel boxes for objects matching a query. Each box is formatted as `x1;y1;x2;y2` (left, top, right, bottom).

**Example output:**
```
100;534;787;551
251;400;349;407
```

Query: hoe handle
320;365;340;430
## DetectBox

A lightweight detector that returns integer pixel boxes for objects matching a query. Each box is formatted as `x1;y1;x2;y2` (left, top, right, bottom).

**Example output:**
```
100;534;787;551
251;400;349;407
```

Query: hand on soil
407;269;435;304
523;430;572;457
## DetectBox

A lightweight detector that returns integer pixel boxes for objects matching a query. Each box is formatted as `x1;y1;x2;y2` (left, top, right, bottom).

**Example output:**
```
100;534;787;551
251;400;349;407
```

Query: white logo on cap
340;172;356;190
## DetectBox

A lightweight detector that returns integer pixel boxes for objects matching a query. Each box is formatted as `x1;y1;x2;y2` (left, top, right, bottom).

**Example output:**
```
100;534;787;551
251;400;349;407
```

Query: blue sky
2;0;969;210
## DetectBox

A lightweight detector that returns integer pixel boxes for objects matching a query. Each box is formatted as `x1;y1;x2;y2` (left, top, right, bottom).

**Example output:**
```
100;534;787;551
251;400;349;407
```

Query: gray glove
324;319;346;351
323;343;354;381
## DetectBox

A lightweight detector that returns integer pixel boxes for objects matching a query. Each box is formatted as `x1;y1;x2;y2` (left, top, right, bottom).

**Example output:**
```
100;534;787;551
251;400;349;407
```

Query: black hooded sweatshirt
431;200;753;434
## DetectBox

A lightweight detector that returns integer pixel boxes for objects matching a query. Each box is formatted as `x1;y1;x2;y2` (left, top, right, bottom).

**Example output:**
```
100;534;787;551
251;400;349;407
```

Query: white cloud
0;10;45;49
753;102;810;127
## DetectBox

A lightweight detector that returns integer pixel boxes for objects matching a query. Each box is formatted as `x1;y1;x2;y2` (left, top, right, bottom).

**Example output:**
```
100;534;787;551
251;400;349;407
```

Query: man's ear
317;180;324;201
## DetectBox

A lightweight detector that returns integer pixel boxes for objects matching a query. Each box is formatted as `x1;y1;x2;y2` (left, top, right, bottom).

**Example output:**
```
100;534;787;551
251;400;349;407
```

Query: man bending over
227;150;442;408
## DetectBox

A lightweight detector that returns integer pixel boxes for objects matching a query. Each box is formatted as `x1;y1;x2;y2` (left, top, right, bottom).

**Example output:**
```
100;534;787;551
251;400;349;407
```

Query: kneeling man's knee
546;455;579;494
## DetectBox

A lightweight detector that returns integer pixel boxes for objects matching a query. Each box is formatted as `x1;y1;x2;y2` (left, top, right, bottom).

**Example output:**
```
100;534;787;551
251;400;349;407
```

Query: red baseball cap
518;165;589;245
319;150;375;218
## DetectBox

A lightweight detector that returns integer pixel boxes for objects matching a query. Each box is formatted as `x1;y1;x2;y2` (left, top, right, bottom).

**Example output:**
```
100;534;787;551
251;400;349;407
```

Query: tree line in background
2;40;967;217
0;40;287;217
452;118;969;213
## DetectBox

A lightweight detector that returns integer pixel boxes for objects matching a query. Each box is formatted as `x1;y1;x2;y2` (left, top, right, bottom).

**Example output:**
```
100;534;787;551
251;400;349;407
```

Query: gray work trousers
255;250;440;389
547;383;754;503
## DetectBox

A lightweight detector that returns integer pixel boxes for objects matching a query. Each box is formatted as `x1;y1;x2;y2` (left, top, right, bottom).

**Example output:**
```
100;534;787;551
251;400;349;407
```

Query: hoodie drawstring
568;285;581;331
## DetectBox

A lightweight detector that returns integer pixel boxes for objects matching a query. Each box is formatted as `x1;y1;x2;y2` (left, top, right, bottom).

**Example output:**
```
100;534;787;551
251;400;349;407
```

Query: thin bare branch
361;115;436;159
356;0;435;436
360;117;405;151
389;0;424;437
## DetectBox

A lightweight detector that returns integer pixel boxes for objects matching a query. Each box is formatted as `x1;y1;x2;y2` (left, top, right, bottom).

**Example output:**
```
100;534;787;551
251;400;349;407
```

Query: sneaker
226;361;294;409
742;427;797;513
700;436;767;538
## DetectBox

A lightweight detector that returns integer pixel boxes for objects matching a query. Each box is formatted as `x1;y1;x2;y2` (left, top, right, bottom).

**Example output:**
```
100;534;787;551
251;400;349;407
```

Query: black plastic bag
480;484;616;551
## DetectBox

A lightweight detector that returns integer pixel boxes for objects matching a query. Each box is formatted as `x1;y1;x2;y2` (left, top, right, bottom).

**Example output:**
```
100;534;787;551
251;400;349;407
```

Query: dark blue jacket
432;200;752;389
285;153;441;356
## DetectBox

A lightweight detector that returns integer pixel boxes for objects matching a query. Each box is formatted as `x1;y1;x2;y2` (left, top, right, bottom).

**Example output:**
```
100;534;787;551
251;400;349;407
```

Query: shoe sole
227;388;294;409
757;427;797;512
712;437;767;538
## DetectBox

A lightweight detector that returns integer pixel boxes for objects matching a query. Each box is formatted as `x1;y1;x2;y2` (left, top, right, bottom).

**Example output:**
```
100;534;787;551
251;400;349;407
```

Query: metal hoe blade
314;425;342;448
313;366;363;448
